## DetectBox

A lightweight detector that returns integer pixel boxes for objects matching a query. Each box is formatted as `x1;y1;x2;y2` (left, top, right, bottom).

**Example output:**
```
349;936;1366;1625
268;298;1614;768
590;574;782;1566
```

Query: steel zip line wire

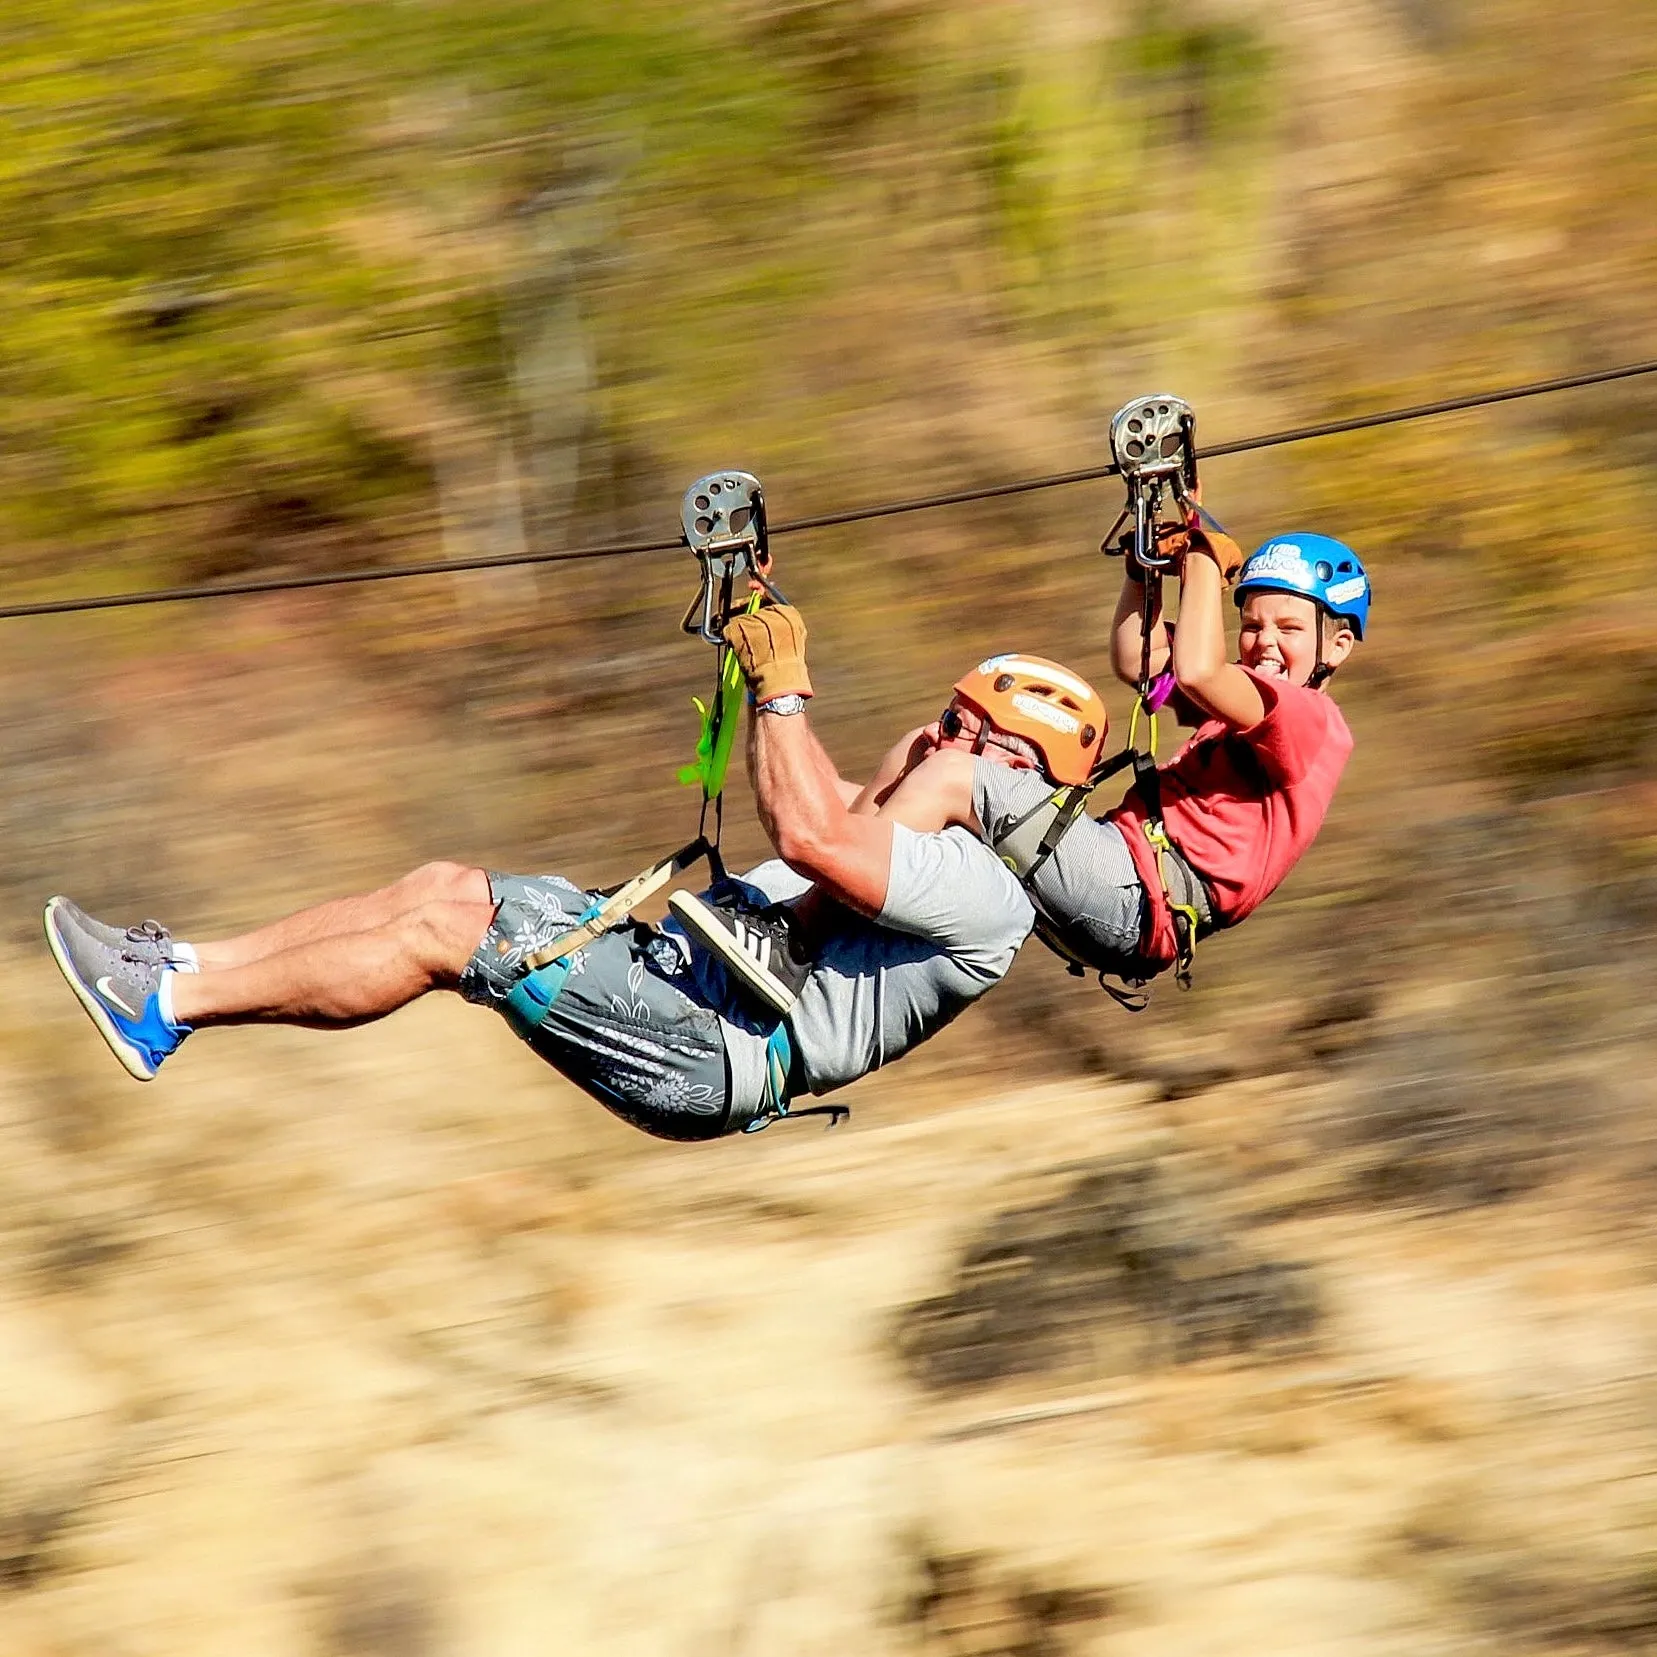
1;357;1653;623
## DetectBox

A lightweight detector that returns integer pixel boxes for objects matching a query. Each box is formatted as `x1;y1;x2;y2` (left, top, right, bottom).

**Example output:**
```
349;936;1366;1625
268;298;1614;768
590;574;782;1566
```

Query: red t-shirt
1106;669;1353;966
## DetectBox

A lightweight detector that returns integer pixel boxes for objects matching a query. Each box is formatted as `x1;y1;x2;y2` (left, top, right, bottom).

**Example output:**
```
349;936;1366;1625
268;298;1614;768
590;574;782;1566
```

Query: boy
673;523;1369;1003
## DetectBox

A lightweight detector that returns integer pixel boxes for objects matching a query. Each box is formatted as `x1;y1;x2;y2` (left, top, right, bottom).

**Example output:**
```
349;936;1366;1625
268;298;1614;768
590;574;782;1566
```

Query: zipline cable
772;357;1657;530
2;356;1653;623
0;532;688;621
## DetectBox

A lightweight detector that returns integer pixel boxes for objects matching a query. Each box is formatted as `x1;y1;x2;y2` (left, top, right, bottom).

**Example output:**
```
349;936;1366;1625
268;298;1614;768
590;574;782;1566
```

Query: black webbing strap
1005;745;1139;889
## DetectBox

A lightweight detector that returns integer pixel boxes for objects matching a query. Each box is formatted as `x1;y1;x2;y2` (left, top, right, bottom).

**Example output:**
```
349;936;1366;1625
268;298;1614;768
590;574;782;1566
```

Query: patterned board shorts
459;872;736;1143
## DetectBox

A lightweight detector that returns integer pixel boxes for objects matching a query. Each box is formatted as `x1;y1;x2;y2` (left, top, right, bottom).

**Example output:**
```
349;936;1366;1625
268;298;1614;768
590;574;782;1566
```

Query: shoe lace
123;920;170;947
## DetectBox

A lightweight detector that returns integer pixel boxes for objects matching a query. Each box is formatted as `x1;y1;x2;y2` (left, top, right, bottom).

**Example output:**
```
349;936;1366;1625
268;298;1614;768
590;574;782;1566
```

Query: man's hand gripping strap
722;602;812;705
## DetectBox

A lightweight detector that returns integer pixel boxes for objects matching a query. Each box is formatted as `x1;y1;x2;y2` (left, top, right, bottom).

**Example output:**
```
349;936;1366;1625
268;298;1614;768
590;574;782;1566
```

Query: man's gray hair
981;727;1046;773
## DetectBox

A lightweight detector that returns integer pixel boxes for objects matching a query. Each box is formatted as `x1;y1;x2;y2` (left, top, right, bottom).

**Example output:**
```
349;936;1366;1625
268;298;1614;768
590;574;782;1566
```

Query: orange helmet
951;654;1109;785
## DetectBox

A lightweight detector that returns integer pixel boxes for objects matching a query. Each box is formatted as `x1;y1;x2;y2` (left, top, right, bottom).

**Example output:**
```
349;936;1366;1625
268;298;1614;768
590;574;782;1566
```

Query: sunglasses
939;703;1002;755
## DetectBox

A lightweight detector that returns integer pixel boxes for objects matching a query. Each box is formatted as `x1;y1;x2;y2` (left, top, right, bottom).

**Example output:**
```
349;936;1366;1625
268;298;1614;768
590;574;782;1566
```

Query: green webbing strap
1143;818;1201;988
677;591;761;799
1128;706;1204;989
1127;693;1159;763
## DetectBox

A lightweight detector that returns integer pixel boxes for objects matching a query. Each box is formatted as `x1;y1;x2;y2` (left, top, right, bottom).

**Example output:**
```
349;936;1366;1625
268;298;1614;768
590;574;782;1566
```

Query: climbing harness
995;394;1219;1006
509;471;835;1131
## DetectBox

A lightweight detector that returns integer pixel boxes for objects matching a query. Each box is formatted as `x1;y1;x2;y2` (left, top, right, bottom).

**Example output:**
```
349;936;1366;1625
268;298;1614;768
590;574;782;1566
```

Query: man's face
935;697;986;751
931;698;1037;768
1238;592;1354;686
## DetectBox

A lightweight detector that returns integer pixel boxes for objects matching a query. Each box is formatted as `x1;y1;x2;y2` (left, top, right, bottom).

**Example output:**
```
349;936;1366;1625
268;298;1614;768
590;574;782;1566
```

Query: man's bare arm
748;709;895;915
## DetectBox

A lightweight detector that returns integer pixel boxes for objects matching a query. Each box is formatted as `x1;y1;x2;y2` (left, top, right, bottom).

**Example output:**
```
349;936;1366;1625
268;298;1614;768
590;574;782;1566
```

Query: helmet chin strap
1306;611;1335;690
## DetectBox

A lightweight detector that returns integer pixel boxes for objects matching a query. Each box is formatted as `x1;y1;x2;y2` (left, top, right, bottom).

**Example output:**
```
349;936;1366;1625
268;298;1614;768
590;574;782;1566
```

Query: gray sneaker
667;889;812;1016
49;898;182;970
44;897;188;1081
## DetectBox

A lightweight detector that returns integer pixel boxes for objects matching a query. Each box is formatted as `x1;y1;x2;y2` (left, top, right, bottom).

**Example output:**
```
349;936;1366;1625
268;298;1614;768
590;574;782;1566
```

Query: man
45;606;1105;1139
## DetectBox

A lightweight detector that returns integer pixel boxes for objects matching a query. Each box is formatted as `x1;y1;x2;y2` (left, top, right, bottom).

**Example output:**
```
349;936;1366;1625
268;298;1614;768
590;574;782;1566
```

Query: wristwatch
757;693;809;717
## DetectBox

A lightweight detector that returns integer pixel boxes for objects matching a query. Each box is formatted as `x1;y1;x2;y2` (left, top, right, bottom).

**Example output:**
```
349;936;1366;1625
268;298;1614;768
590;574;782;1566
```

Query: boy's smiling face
1237;591;1355;686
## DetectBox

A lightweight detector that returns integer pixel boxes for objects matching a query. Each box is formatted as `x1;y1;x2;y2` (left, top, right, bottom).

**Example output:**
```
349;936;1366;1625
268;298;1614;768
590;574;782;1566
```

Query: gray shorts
460;872;736;1143
972;762;1152;976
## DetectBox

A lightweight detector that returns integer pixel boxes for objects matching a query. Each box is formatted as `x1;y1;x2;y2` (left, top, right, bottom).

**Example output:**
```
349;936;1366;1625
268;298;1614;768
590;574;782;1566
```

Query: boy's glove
1183;525;1244;583
722;603;813;703
1121;522;1189;580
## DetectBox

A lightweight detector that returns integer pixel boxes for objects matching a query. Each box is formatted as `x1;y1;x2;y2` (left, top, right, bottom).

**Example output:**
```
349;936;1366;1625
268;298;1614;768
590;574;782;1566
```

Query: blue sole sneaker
43;896;187;1081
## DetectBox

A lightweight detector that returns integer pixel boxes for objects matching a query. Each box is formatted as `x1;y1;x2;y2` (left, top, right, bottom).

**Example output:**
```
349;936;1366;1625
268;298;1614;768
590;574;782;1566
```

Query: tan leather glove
1122;521;1191;580
722;603;813;703
1183;525;1244;584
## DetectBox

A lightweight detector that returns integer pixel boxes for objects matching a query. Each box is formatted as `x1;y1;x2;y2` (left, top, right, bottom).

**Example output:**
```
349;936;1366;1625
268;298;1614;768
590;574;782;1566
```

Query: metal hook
1106;394;1199;572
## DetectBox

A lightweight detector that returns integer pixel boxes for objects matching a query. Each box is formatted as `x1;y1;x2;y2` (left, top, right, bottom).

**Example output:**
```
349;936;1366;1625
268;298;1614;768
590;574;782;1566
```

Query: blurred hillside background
2;1;1656;1653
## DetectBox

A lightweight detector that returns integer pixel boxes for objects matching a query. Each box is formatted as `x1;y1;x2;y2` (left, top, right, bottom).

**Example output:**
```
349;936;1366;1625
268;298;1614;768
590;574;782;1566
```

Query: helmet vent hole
993;674;1015;693
1081;724;1097;746
1315;561;1333;580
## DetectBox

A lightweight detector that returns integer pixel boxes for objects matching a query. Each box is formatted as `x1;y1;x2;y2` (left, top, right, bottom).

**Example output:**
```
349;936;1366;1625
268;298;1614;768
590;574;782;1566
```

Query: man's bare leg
191;862;493;973
171;862;496;1029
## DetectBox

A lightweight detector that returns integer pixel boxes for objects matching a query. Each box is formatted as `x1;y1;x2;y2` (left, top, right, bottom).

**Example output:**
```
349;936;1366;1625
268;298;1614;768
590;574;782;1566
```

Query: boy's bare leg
171;863;496;1029
864;748;981;836
192;861;493;972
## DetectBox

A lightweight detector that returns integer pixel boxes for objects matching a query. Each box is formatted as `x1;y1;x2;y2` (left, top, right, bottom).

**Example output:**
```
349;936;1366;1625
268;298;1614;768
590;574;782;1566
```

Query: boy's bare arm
1170;553;1266;730
848;725;937;816
1111;567;1172;688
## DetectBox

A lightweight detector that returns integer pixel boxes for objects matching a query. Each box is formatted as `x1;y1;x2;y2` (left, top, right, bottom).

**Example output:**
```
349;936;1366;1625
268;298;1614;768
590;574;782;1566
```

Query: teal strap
504;957;573;1040
743;1021;796;1133
742;1022;847;1132
504;900;604;1039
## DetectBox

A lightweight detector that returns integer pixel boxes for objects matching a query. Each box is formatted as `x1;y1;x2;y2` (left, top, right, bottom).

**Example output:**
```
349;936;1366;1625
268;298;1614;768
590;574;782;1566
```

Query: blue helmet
1234;533;1370;639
